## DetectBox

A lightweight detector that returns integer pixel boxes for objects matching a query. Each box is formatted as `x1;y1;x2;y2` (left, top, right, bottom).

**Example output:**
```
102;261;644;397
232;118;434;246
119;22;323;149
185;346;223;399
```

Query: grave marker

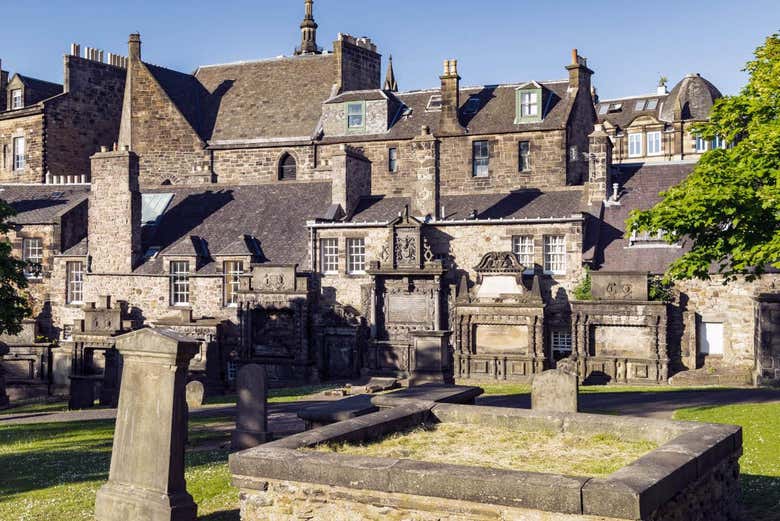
231;363;269;450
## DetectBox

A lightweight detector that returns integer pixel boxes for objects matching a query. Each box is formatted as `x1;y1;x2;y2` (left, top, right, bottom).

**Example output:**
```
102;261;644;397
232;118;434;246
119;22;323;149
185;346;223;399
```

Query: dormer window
346;102;365;131
463;96;481;115
598;104;609;115
11;89;23;110
426;95;442;111
515;85;542;123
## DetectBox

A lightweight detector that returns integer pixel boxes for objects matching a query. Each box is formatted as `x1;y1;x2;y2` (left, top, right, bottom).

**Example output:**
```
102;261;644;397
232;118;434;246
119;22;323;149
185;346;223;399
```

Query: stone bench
297;384;483;430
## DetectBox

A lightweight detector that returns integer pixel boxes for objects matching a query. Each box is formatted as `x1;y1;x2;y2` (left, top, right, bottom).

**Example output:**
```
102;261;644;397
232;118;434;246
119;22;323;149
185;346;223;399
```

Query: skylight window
426;95;442;111
645;99;658;110
598;104;609;115
608;103;623;113
634;100;646;111
143;247;161;260
463;96;481;115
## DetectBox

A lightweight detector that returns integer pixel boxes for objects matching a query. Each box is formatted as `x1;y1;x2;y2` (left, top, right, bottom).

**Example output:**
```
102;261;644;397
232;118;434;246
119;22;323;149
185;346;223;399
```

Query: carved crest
473;252;526;274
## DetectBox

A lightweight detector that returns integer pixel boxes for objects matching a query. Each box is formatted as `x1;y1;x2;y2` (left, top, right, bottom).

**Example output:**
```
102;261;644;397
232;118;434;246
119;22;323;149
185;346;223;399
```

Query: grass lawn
675;402;780;521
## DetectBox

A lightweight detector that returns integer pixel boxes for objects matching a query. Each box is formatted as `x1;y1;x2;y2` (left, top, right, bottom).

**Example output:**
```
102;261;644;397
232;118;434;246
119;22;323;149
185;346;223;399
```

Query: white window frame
646;131;663;156
13;137;25;171
711;136;726;150
223;260;243;307
628;133;643;158
346;102;365;130
11;89;23;109
320;238;339;275
695;136;708;153
543;235;566;275
472;140;489;178
551;329;573;355
22;238;43;279
388;147;398;173
66;261;84;304
170;261;190;306
346;238;366;275
512;235;534;272
519;91;539;118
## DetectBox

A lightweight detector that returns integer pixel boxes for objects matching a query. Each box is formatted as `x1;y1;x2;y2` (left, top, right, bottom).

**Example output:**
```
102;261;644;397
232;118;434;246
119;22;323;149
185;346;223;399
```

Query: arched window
279;153;297;181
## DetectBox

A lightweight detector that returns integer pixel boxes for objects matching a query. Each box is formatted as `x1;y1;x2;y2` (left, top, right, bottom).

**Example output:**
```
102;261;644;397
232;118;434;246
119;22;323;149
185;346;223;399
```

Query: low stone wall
231;400;742;521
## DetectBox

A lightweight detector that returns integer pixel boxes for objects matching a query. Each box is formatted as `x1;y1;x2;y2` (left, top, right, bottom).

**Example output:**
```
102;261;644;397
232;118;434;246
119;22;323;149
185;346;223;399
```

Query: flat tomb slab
309;422;657;478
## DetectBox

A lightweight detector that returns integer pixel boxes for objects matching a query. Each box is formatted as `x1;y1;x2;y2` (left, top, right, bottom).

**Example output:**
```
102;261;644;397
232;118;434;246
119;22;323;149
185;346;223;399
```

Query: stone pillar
0;342;9;409
410;127;439;219
409;330;453;386
95;328;199;521
587;124;613;207
231;363;269;450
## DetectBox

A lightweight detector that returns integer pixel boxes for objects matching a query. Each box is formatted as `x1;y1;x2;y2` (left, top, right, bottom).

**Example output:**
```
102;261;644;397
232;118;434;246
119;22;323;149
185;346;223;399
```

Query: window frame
511;235;535;272
543;235;566;275
11;89;23;110
278;153;297;181
22;238;43;279
346;238;366;275
223;260;244;307
518;141;531;172
515;87;542;123
169;260;190;306
628;133;643;158
320;238;339;275
551;329;573;356
646;131;663;156
472;140;490;178
66;261;84;305
345;101;366;132
695;136;708;153
13;136;25;171
388;147;398;173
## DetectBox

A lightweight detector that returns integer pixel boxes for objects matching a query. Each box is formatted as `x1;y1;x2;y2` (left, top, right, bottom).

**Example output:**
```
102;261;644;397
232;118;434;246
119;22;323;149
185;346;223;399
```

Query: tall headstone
185;380;205;409
409;331;453;386
531;363;579;413
0;341;9;409
231;364;269;450
95;328;199;521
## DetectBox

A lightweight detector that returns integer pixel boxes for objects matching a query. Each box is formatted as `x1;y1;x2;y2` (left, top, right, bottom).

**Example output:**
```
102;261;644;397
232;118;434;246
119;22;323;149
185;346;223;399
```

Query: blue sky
2;1;778;99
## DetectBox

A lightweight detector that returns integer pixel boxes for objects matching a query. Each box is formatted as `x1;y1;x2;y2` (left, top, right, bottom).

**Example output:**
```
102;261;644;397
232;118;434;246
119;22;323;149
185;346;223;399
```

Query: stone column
0;341;9;409
95;328;199;521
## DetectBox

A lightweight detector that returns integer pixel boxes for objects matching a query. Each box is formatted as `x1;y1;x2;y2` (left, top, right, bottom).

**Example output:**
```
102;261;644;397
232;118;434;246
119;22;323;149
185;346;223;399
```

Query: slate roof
595;163;694;273
348;188;586;223
597;94;667;129
16;75;63;104
145;63;211;138
658;74;722;122
0;185;88;224
194;54;337;143
137;182;332;274
62;238;88;257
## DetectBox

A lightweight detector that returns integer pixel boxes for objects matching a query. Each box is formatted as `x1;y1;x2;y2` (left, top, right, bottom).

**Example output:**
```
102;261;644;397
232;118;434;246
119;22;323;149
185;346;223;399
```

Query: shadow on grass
200;509;239;521
741;474;780;521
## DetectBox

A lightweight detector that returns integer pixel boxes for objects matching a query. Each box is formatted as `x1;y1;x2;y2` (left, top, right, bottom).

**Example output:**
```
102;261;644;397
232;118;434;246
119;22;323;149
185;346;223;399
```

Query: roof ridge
195;53;333;72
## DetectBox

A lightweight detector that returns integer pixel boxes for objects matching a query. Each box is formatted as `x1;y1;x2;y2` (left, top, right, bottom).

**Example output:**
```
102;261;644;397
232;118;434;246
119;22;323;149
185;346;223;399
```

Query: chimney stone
439;59;463;136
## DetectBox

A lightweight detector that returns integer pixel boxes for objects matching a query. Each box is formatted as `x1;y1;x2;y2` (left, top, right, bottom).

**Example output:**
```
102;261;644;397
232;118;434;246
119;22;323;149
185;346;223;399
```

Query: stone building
0;0;777;395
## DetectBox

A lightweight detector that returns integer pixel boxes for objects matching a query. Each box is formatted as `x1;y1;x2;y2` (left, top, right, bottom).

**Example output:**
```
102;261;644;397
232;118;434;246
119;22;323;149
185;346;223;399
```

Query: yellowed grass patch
311;423;657;478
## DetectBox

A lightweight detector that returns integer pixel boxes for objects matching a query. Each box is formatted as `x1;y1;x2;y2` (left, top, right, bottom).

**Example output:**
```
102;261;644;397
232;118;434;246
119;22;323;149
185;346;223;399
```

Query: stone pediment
474;252;525;274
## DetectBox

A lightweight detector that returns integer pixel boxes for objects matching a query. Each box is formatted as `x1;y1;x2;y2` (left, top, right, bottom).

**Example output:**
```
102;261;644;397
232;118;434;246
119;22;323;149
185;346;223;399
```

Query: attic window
645;99;658;110
426;95;442;111
608;103;623;113
346;102;365;131
634;100;646;111
463;97;481;115
143;247;161;260
598;104;609;115
515;87;542;123
11;89;23;110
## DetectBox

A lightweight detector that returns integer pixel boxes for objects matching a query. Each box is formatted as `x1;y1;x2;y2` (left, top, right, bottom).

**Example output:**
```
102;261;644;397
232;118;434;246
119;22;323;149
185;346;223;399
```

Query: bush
573;268;593;301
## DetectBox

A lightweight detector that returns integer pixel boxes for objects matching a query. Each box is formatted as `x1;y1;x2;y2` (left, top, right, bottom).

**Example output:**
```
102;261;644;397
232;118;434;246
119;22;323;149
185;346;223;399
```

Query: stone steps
668;367;754;387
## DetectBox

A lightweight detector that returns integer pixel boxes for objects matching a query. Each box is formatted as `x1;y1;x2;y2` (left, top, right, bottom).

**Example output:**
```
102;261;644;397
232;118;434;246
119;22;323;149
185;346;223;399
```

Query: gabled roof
12;74;64;104
0;185;88;224
194;54;337;143
144;63;211;138
137;182;333;274
595;162;694;274
597;93;667;129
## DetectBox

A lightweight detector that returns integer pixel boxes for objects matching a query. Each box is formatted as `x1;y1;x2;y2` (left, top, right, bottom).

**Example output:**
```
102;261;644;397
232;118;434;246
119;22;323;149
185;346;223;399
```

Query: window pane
634;100;646;111
13;137;25;171
321;238;339;274
347;238;366;274
647;131;662;155
66;261;84;304
224;261;243;306
388;148;398;172
472;141;489;177
519;141;530;172
552;330;572;356
170;261;190;305
512;235;534;268
22;238;43;278
543;235;566;274
347;103;364;129
628;133;643;157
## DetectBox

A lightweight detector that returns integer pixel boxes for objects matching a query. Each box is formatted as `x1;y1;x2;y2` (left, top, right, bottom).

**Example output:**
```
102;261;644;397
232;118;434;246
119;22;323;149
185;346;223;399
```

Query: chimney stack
566;48;593;91
0;60;7;113
128;33;141;62
587;124;613;207
439;59;463;136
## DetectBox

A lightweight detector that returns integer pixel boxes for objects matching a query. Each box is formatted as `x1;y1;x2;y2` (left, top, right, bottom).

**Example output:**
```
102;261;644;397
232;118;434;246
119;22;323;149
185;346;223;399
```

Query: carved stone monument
185;380;205;409
0;341;9;409
531;364;579;413
94;328;199;521
231;363;269;450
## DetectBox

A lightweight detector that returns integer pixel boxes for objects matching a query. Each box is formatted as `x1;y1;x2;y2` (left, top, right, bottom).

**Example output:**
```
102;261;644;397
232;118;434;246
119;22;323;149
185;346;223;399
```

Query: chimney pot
571;48;578;65
128;33;141;61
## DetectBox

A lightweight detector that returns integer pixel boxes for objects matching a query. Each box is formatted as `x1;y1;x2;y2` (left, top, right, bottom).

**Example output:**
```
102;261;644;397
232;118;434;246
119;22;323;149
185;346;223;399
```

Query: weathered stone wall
330;147;372;216
212;146;324;185
0;111;45;183
6;223;57;318
334;37;381;93
438;131;568;195
44;56;126;180
321;99;388;137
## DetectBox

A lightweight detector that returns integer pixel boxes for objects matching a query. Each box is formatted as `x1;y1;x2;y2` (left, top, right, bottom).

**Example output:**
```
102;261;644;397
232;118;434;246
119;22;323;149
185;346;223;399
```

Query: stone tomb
531;364;579;413
231;363;269;450
231;397;742;521
94;328;199;521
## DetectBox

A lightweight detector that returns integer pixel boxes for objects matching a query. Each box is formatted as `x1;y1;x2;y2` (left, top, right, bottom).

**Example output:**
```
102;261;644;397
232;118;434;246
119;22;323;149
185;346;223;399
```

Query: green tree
627;33;780;282
0;199;31;336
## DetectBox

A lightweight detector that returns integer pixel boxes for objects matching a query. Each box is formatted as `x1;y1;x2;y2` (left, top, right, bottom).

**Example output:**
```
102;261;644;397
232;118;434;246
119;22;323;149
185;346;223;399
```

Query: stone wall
7;223;57;318
44;56;126;180
334;36;381;93
212;145;323;185
0;111;45;183
321;99;388;137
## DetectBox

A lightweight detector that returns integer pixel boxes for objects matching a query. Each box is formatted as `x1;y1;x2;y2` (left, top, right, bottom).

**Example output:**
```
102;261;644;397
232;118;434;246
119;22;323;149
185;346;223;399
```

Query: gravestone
0;341;9;409
185;380;205;409
231;364;269;450
531;364;579;413
94;328;199;521
409;330;453;386
68;375;99;409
